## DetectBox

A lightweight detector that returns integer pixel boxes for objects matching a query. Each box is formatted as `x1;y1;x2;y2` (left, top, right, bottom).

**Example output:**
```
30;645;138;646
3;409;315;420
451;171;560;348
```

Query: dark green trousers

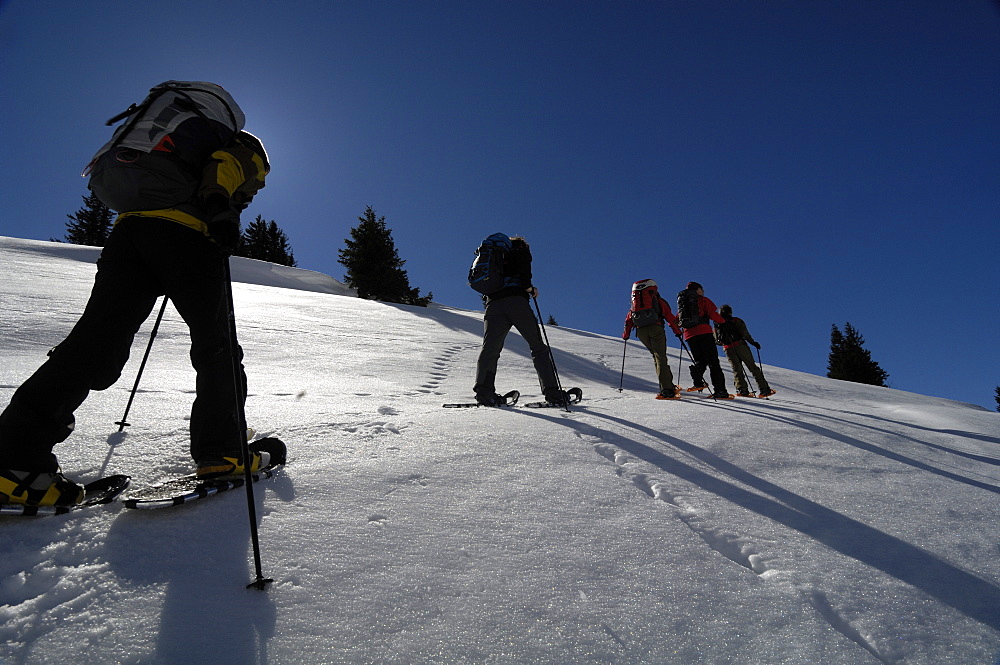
725;343;770;394
636;324;676;394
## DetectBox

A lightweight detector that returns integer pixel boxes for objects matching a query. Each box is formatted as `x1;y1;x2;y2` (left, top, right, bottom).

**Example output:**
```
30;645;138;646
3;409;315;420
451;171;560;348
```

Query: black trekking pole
115;297;169;432
222;255;273;591
680;339;697;370
755;345;771;398
618;338;628;392
739;355;758;396
532;295;570;412
675;335;684;393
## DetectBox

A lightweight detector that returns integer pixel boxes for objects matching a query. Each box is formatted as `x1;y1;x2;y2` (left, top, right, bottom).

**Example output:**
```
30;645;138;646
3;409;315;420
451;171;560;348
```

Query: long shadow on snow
516;407;1000;631
773;398;1000;447
104;472;295;663
725;401;1000;491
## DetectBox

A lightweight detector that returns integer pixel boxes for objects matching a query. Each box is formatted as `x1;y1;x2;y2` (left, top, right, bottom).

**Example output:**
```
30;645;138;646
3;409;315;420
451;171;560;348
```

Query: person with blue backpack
468;234;570;407
0;81;271;507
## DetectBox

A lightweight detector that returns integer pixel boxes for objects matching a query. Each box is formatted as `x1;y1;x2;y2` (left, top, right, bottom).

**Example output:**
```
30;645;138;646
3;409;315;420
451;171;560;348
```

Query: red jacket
682;295;726;341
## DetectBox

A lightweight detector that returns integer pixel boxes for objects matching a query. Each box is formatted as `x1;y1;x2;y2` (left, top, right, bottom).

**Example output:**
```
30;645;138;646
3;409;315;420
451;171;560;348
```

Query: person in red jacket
622;279;684;399
676;281;732;399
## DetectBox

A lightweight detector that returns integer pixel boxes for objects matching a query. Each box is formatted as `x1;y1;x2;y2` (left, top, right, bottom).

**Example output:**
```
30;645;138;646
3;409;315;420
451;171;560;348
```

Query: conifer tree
338;206;432;306
64;192;115;246
238;215;296;266
547;315;559;326
827;322;889;387
994;385;999;413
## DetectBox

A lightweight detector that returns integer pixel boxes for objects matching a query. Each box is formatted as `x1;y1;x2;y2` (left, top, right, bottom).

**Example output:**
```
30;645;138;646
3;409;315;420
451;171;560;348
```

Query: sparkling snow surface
1;236;998;665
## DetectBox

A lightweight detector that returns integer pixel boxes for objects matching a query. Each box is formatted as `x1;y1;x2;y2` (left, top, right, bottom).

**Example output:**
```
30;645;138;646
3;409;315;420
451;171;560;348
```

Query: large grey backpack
83;81;245;213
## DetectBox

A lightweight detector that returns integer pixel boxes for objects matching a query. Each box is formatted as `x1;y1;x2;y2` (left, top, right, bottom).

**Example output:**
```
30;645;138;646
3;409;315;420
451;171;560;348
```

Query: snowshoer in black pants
677;281;731;398
0;81;270;507
473;236;567;407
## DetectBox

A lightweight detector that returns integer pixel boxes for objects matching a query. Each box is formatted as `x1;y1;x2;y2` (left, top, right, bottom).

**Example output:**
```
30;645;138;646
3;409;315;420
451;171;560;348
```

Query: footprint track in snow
808;589;900;664
413;343;478;397
581;427;899;662
577;430;774;574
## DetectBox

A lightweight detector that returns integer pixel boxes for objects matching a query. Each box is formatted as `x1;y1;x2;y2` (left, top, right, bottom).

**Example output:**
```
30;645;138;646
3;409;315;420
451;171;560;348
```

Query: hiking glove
208;210;240;254
751;341;761;350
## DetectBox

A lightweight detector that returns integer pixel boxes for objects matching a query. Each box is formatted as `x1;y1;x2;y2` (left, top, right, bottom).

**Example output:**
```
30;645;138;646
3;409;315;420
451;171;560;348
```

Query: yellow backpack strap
200;133;268;206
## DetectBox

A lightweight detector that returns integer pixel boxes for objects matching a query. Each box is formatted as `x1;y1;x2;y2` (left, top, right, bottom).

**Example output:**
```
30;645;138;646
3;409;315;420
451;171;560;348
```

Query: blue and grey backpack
468;233;513;295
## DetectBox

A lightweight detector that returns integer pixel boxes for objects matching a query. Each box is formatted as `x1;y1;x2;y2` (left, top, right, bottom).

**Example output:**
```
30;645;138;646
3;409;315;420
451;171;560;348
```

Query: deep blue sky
1;0;998;409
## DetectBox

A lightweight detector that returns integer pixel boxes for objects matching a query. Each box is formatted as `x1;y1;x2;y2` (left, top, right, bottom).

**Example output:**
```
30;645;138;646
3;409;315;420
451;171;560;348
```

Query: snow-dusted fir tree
827;322;889;387
338;206;432;306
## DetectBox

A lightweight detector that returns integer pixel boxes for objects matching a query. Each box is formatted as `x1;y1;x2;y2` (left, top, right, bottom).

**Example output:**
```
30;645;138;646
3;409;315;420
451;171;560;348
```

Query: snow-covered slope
1;235;998;665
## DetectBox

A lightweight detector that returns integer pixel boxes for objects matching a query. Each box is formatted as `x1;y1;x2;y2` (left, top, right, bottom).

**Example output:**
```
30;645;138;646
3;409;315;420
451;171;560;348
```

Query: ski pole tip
246;577;274;591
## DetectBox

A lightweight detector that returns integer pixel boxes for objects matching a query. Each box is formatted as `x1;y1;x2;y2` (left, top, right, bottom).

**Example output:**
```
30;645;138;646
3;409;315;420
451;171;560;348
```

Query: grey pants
474;296;557;396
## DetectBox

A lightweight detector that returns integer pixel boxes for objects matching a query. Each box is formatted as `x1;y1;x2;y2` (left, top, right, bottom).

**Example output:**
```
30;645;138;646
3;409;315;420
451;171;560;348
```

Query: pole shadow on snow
725;400;1000;492
104;473;294;664
515;407;1000;632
